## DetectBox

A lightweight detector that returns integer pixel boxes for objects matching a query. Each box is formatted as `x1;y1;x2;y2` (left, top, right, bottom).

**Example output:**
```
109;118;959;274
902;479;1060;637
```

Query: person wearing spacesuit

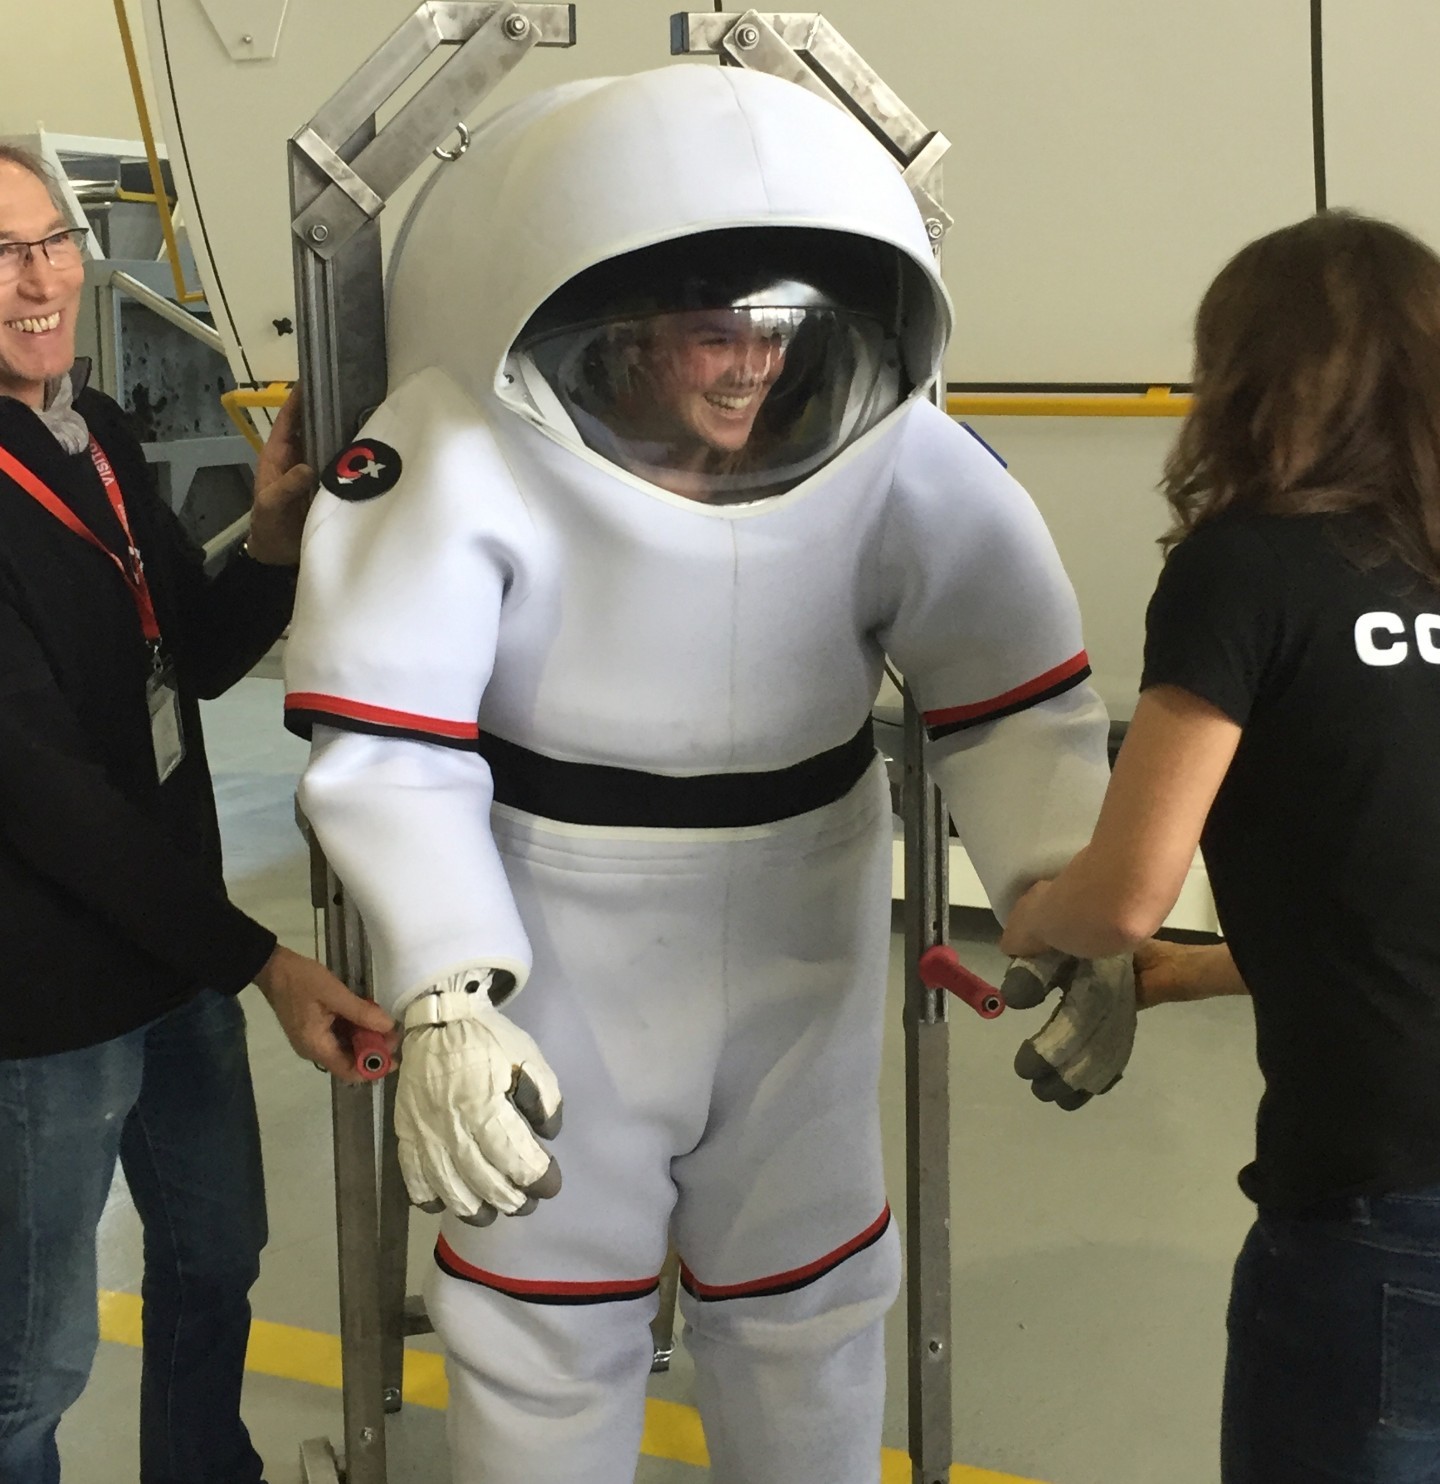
284;63;1130;1482
591;303;791;480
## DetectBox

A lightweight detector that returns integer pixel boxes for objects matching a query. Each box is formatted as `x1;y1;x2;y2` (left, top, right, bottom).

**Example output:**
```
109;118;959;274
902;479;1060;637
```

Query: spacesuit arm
298;726;530;1017
879;404;1131;1108
284;369;535;1016
877;401;1110;921
925;684;1110;925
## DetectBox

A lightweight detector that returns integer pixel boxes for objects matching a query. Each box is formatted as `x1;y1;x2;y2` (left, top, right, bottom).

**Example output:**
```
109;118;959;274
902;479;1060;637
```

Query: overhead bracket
287;0;576;507
291;2;577;260
672;10;953;245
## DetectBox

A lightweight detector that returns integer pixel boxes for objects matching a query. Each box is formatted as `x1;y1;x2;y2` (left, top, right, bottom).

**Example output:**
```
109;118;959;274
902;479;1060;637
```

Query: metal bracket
671;10;953;243
288;1;576;485
292;2;576;262
293;128;386;223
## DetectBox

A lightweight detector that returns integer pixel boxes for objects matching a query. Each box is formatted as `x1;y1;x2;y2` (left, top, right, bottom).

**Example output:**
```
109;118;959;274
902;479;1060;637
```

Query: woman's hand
998;879;1055;959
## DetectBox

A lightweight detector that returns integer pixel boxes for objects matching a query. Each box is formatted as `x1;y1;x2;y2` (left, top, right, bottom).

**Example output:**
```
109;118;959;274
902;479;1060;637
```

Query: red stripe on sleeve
923;650;1090;729
285;691;479;742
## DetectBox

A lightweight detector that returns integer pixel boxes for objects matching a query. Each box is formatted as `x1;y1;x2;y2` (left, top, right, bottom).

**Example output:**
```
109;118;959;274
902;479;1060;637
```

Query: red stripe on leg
680;1207;892;1302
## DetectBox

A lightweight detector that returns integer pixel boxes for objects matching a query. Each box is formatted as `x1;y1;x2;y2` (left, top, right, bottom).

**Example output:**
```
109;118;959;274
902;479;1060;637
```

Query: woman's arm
999;684;1241;959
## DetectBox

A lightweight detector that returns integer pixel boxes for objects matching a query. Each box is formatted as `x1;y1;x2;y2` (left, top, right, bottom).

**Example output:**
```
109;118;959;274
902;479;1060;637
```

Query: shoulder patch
322;439;403;500
959;422;1008;468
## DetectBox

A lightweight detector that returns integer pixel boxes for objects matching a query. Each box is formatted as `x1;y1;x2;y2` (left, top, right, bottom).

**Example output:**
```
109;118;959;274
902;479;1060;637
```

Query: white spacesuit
286;64;1117;1484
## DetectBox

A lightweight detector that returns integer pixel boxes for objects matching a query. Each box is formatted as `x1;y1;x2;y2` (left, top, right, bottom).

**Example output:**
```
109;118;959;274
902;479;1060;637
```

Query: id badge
147;661;186;783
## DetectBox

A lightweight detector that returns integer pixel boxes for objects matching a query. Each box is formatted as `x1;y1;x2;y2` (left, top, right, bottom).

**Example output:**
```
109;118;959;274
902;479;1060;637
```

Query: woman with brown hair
1001;210;1440;1482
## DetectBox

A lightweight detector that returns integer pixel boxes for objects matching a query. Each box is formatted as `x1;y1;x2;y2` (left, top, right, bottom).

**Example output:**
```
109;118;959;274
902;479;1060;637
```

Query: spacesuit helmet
511;228;919;503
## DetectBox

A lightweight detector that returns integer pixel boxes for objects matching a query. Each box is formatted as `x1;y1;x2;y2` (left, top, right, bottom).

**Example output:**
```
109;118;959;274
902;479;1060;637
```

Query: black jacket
0;386;295;1057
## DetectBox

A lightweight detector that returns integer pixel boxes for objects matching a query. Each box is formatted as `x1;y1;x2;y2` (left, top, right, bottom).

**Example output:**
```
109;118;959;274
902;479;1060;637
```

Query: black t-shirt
1142;512;1440;1213
0;388;295;1057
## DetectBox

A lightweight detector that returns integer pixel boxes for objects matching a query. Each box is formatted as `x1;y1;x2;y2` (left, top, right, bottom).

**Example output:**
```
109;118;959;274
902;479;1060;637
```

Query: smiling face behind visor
512;229;913;504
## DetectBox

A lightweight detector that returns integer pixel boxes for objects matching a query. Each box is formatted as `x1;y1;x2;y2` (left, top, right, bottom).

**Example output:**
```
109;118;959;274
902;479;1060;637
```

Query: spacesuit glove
395;970;563;1227
1002;950;1136;1110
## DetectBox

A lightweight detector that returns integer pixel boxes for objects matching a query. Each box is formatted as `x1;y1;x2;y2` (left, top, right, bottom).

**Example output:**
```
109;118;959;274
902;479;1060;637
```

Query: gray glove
1002;950;1136;1110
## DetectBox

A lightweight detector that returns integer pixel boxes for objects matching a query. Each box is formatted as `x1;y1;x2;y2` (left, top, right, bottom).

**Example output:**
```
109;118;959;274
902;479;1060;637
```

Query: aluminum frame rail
671;14;957;1481
289;11;574;1481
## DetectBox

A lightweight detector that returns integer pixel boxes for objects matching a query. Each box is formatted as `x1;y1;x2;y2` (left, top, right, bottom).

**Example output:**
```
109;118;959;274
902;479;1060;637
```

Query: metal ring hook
433;122;470;163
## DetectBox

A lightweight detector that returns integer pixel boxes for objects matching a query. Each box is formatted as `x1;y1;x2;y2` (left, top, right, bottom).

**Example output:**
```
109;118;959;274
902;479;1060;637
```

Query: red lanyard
0;436;162;644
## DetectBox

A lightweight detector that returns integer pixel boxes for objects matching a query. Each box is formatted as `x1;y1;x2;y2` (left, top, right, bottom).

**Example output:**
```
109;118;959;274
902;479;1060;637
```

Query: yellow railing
224;381;1188;451
112;0;205;305
947;385;1191;418
222;384;292;452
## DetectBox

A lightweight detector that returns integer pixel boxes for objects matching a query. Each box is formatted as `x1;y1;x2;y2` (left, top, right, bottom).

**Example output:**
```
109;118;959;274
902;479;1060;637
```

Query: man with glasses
0;144;395;1484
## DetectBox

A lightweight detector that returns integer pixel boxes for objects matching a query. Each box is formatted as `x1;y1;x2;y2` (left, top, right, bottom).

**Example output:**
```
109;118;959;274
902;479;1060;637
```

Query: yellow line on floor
98;1290;1042;1483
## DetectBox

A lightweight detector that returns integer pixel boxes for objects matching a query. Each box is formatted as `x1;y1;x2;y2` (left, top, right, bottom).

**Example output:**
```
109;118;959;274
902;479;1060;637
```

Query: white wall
1322;0;1440;246
0;0;154;140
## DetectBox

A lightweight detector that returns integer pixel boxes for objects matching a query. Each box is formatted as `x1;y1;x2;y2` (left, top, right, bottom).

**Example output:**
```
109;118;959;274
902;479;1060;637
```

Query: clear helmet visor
515;266;906;503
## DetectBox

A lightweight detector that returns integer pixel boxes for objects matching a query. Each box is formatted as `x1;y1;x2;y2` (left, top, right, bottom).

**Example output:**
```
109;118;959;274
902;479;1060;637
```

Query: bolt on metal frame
294;8;957;1482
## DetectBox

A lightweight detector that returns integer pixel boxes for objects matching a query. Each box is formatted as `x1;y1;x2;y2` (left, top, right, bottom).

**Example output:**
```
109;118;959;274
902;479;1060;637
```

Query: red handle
917;945;1005;1019
351;1027;395;1080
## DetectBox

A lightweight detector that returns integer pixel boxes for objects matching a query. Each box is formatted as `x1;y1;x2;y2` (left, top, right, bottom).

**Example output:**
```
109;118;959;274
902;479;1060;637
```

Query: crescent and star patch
321;439;402;500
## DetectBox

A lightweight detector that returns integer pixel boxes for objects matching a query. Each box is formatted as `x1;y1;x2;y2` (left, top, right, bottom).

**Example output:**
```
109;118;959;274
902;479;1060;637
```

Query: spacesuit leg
432;1274;661;1483
680;1228;899;1484
420;803;736;1483
672;757;898;1483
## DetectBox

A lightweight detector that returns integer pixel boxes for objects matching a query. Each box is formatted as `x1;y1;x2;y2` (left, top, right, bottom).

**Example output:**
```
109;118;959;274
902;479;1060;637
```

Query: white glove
1002;950;1136;1110
395;969;563;1226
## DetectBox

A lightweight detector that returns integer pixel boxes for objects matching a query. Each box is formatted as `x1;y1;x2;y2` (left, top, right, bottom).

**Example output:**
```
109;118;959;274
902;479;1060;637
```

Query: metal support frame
900;699;953;1484
672;15;955;1481
289;10;575;1482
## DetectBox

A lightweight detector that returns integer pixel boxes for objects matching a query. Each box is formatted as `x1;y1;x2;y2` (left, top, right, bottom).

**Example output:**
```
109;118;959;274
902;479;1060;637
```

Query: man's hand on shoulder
245;384;315;566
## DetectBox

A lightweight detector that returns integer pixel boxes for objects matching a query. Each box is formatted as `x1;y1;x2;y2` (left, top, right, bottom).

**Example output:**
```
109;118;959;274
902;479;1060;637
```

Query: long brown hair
1161;211;1440;587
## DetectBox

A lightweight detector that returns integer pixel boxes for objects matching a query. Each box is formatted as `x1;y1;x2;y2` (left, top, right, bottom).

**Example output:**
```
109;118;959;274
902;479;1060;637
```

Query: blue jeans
0;990;268;1484
1223;1186;1440;1483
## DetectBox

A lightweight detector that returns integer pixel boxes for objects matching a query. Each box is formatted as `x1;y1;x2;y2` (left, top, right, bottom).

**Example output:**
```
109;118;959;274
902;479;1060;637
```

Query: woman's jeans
0;990;268;1484
1223;1184;1440;1483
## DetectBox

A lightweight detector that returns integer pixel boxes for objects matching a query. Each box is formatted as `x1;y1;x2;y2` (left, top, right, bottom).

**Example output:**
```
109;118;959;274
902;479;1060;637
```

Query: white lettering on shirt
1355;612;1440;666
1418;615;1440;665
1355;612;1408;666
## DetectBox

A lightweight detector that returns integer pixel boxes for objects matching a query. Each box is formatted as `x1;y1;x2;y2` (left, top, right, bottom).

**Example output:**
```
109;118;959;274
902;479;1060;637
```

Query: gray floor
66;675;1261;1484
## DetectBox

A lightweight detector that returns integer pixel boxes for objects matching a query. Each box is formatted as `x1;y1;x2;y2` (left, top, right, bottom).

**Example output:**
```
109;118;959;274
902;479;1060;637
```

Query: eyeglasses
0;228;87;283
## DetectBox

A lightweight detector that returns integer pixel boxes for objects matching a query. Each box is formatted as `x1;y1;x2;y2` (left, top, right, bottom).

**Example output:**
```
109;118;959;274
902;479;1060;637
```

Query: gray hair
0;143;71;217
